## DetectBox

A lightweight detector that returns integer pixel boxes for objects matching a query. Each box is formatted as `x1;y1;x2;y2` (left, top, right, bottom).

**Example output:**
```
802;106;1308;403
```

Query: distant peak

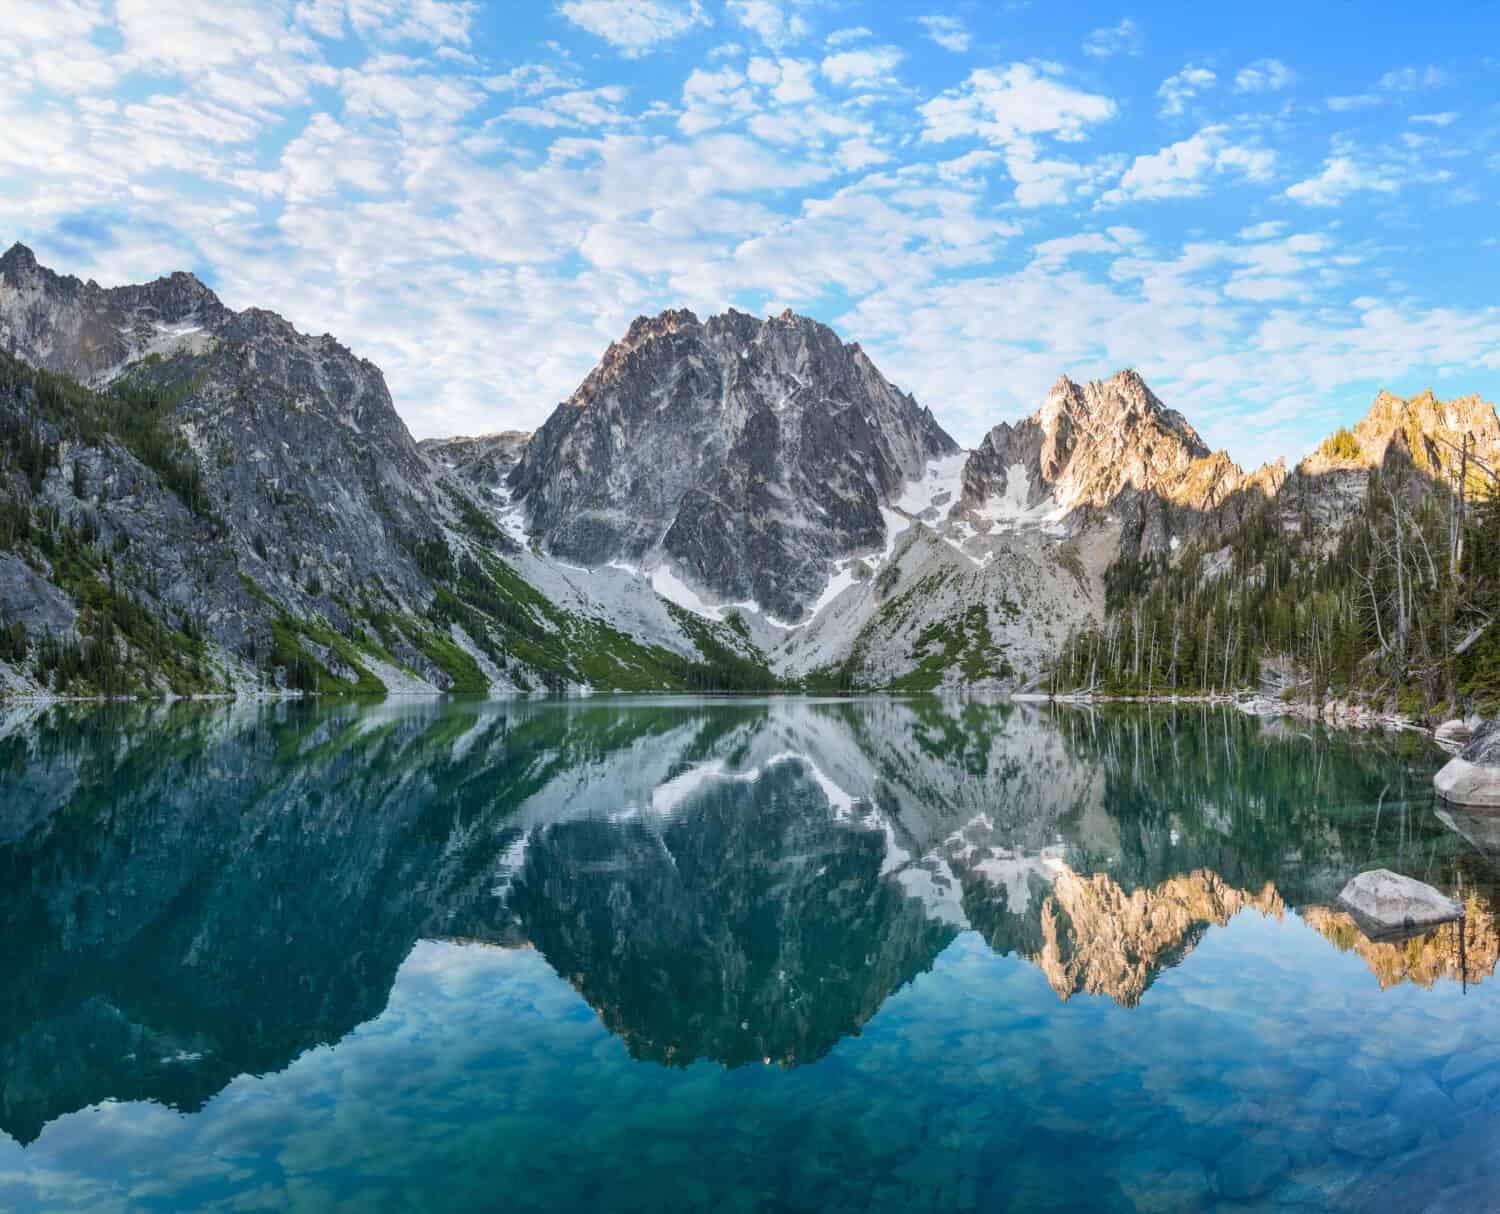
1107;367;1148;391
0;242;39;277
623;308;700;345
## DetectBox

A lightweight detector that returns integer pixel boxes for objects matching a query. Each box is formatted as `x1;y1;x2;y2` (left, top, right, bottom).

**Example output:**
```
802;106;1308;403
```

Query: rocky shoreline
1015;690;1434;735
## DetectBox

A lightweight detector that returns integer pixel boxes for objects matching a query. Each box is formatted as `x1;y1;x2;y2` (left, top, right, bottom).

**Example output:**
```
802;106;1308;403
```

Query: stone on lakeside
1334;869;1463;942
1435;720;1500;808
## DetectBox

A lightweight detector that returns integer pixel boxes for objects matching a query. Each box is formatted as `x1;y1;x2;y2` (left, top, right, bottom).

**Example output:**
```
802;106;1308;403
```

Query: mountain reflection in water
0;697;1492;1153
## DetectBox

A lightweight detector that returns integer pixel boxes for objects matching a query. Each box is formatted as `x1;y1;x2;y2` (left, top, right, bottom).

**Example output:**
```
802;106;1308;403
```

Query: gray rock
508;307;956;622
1450;1066;1500;1109
1385;1072;1458;1129
1330;1112;1420;1159
1334;869;1463;942
419;430;531;493
0;551;76;637
1435;720;1500;806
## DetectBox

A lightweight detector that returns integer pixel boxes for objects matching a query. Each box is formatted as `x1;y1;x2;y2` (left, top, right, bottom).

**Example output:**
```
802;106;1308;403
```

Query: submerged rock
1435;720;1500;807
1334;869;1463;942
1214;1138;1289;1200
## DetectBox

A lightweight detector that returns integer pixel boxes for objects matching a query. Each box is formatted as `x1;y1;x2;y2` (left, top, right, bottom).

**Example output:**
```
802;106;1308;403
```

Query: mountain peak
1310;386;1500;477
512;303;956;620
623;308;700;346
1;242;38;274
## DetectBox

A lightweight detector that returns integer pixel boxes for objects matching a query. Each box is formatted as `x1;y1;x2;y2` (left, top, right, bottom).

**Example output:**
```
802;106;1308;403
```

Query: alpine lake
2;696;1499;1213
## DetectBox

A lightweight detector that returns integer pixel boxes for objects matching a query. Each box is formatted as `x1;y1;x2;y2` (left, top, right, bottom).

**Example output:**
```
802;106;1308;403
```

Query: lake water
1;697;1498;1212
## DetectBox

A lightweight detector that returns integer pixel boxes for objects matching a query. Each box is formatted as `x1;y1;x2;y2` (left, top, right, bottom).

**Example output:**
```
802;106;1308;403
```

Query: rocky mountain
419;430;531;496
953;370;1284;558
5;241;1500;701
0;244;787;698
1049;381;1500;710
506;307;956;622
1283;387;1500;529
765;371;1292;690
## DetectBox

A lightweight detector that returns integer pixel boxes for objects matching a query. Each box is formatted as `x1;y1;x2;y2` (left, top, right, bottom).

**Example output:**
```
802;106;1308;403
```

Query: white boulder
1335;869;1463;942
1435;719;1500;807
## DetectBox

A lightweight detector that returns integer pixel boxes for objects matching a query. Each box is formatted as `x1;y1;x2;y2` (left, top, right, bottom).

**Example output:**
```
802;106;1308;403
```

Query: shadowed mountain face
0;698;1492;1145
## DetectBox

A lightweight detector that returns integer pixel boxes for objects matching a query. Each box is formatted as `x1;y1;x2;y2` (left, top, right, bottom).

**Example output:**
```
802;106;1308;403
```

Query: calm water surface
2;697;1499;1212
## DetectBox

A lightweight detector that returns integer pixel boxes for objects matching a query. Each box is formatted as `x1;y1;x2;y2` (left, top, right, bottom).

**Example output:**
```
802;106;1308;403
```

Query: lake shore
1012;689;1433;736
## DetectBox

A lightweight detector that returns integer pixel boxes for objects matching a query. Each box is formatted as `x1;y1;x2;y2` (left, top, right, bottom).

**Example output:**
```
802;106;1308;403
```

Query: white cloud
557;0;707;55
917;15;973;54
1157;65;1216;116
1326;93;1380;112
757;57;818;104
1411;111;1458;127
1238;220;1286;240
727;0;809;50
1285;155;1400;207
1005;151;1112;208
1234;58;1293;93
503;85;630;129
920;63;1116;145
234;113;396;201
486;63;582;96
1030;227;1140;267
834;223;1498;465
6;0;1493;471
1102;126;1275;203
677;65;753;132
821;45;903;87
1082;18;1142;59
919;63;1119;207
1380;64;1450;91
824;27;871;48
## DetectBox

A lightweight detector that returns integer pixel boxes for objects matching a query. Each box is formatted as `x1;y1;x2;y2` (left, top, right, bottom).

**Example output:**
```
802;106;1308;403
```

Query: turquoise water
1;697;1498;1212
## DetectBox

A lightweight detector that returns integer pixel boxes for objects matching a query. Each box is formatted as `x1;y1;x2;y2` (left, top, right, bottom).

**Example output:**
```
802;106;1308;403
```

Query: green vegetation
383;532;782;692
889;604;1014;691
806;570;1017;692
0;351;213;519
23;509;216;696
1321;427;1361;461
1052;460;1500;718
665;604;780;691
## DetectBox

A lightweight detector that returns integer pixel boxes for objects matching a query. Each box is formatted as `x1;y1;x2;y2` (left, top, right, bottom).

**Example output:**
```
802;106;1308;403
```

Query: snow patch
486;483;530;546
970;463;1066;534
894;452;967;520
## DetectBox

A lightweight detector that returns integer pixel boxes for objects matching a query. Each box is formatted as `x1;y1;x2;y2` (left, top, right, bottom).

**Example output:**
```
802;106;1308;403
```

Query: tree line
1051;450;1500;717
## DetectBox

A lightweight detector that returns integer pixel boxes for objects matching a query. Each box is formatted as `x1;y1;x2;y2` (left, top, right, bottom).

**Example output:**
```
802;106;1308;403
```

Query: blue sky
5;0;1498;467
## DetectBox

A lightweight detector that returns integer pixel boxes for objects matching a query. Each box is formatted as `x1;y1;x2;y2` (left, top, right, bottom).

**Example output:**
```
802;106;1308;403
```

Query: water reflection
0;697;1492;1149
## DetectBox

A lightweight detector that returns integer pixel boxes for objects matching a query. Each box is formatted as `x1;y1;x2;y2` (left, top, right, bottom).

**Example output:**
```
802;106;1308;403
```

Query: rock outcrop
1303;897;1496;990
419;430;531;493
1435;720;1500;808
1335;869;1465;941
954;370;1283;557
1285;388;1500;530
